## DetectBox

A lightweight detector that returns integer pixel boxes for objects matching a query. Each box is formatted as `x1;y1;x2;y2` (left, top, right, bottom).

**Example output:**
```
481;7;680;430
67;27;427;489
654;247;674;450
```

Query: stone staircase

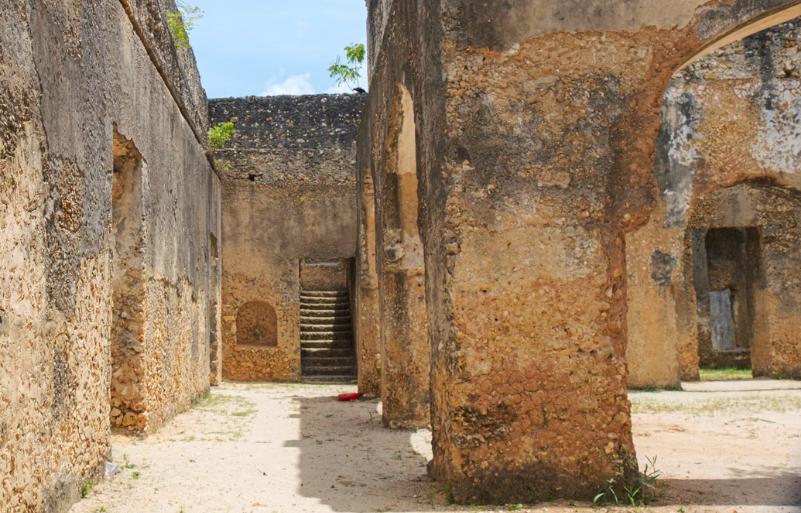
300;290;357;383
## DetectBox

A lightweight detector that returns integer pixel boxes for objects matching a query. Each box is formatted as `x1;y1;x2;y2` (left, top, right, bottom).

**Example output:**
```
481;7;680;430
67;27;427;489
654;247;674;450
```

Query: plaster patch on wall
657;87;702;227
755;83;801;173
651;250;677;286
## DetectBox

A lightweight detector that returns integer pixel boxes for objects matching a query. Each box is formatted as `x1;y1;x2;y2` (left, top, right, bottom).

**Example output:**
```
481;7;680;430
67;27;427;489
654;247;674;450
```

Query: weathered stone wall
365;0;801;503
627;19;801;386
686;185;801;378
210;95;363;382
358;0;441;430
0;1;220;512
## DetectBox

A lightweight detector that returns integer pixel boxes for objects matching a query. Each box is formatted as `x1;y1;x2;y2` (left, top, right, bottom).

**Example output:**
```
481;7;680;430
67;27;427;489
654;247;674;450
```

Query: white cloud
262;74;316;96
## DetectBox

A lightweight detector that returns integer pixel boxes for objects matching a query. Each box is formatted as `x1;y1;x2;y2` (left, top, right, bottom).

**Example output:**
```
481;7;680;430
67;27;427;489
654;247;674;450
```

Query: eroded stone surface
628;19;801;386
362;0;801;504
210;95;363;382
0;2;219;511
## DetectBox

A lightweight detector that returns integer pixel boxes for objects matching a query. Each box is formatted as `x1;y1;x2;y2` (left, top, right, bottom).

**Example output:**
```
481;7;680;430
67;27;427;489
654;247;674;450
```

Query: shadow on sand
289;391;801;511
659;473;801;507
289;394;438;512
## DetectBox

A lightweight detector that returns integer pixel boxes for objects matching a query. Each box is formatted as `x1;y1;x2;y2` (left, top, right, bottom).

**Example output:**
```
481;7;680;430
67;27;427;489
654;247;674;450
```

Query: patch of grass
631;393;801;415
94;508;107;513
438;483;456;505
122;453;135;469
593;456;661;506
131;470;141;480
506;504;526;511
700;367;753;381
80;481;93;499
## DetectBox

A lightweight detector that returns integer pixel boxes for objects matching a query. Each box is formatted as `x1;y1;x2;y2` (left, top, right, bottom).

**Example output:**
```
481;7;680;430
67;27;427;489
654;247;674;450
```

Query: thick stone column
424;0;801;503
377;84;430;429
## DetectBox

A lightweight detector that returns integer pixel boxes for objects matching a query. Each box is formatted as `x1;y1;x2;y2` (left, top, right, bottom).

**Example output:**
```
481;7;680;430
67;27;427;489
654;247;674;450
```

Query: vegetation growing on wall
329;43;366;91
208;122;235;151
166;1;203;49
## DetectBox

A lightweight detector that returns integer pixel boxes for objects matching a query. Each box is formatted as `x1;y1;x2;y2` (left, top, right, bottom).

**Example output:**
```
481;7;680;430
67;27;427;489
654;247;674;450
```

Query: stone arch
236;300;278;347
376;80;430;429
416;0;801;503
678;3;801;70
626;16;801;387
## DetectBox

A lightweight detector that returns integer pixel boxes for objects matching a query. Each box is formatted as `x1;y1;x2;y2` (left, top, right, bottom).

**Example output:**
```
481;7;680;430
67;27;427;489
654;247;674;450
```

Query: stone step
299;323;353;333
300;297;350;306
300;302;350;310
301;331;353;341
301;290;349;298
302;356;356;368
300;307;351;315
300;339;354;349
302;365;356;376
302;375;357;384
300;307;350;314
300;314;352;322
301;347;355;358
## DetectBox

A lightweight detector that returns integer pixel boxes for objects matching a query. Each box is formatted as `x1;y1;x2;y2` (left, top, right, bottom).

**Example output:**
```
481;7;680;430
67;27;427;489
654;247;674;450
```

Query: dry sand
69;380;801;513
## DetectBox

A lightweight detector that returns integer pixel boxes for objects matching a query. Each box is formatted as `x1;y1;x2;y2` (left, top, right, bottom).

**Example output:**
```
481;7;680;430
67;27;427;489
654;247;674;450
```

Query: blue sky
188;1;368;98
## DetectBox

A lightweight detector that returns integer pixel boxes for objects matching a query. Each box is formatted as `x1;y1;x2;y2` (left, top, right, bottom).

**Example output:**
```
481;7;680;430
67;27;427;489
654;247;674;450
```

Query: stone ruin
1;0;801;511
208;94;365;383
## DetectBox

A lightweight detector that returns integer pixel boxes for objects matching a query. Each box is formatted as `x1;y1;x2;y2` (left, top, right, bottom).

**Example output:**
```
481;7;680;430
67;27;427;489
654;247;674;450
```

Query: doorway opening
693;227;760;378
299;259;356;383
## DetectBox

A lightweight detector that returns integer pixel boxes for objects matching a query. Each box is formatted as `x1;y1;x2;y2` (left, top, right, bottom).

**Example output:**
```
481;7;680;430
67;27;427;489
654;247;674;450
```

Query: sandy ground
69;380;801;513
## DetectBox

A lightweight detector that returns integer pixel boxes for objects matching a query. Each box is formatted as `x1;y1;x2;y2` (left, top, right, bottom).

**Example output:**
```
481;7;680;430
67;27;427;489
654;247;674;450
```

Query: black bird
353;87;367;94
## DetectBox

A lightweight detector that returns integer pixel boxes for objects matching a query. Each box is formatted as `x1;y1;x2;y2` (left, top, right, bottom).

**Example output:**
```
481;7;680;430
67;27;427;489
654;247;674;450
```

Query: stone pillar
356;0;801;503
356;172;382;396
624;214;684;389
377;84;430;429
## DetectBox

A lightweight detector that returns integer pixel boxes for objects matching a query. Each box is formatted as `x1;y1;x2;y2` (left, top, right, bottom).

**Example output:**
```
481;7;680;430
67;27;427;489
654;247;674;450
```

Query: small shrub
328;43;366;90
593;456;661;507
166;2;203;49
132;470;141;480
208;121;235;151
80;481;93;498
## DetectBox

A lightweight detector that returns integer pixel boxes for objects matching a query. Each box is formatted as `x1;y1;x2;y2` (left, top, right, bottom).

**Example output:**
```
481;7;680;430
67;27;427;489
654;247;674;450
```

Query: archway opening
626;16;801;507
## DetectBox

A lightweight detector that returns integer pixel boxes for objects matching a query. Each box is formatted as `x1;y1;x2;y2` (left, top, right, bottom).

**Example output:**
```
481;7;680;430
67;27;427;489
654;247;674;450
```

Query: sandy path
69;381;801;513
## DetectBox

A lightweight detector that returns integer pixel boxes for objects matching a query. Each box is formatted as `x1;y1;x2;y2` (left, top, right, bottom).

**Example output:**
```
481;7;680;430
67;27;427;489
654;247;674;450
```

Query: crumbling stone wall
210;94;363;382
627;19;801;386
363;0;801;504
0;1;220;511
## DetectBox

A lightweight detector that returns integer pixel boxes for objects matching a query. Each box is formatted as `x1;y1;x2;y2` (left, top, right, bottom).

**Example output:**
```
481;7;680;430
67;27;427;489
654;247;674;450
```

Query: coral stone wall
210;95;364;382
365;0;801;504
0;1;220;512
627;19;801;386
